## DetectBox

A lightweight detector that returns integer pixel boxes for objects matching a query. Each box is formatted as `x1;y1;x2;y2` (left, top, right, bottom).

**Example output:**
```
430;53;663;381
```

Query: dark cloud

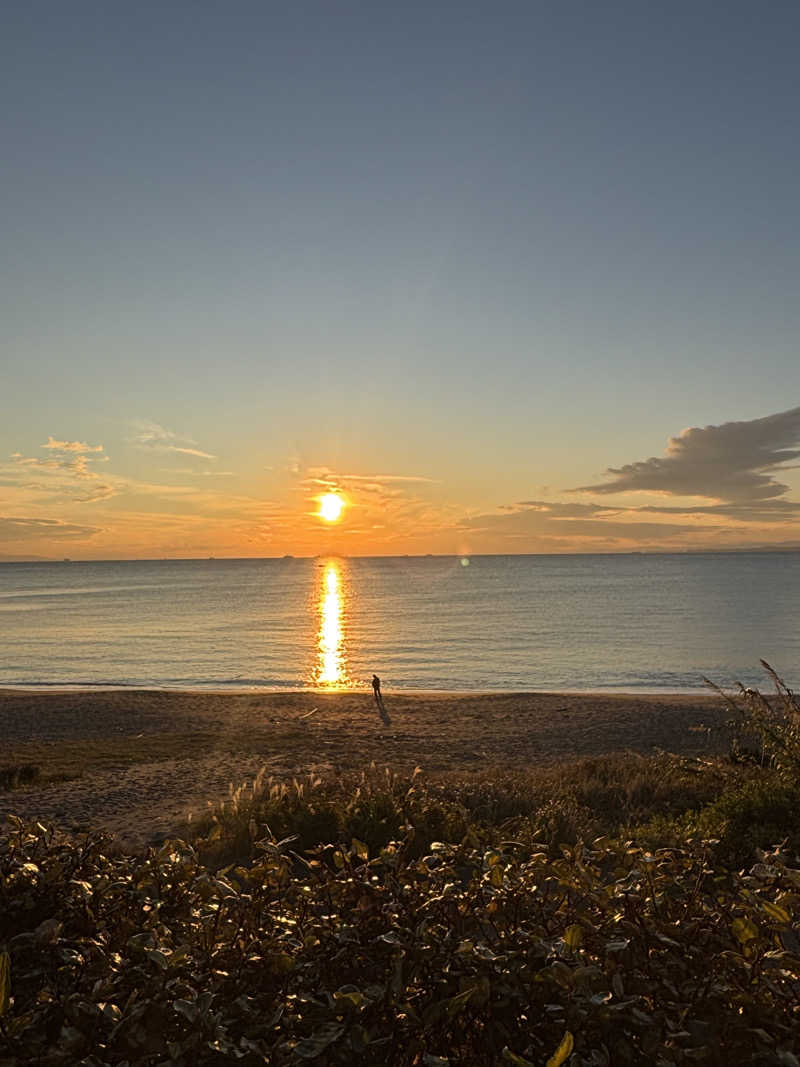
574;406;800;503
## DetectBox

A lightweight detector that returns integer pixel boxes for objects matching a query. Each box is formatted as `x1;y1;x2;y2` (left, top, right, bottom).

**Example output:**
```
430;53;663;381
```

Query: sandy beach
0;688;732;849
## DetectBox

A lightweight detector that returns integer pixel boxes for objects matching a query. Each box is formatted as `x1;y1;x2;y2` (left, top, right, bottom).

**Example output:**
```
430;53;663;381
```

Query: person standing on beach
372;673;390;724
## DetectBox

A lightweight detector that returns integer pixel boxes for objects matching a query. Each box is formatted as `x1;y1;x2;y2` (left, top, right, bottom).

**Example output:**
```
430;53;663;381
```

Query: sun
318;492;345;523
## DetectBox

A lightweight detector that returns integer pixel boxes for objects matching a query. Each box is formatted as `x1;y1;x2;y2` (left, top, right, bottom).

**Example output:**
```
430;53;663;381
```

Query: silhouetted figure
372;673;390;725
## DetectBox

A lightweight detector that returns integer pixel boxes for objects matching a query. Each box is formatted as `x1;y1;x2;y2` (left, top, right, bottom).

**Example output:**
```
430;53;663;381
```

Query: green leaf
546;1031;574;1067
333;987;365;1009
173;998;198;1023
549;961;573;989
732;917;759;943
564;924;583;950
762;901;791;924
502;1047;534;1066
351;838;369;861
270;952;294;973
293;1022;345;1059
446;986;475;1018
0;952;10;1017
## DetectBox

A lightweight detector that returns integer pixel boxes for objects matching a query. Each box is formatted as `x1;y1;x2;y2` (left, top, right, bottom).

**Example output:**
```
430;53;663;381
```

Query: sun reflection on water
314;560;349;687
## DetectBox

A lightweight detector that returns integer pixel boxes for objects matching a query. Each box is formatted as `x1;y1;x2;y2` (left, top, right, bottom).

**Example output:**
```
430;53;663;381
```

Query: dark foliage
2;777;800;1065
0;765;40;792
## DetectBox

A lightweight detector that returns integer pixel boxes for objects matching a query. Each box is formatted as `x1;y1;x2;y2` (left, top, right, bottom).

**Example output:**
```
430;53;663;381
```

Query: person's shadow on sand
372;674;391;725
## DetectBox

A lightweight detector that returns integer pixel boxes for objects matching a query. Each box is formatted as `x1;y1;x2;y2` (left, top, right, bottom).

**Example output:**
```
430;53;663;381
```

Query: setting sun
318;492;345;523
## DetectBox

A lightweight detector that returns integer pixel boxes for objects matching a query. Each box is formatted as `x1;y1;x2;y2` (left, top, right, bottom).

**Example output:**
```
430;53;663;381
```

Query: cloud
634;499;800;520
2;437;117;506
132;420;216;460
15;454;95;478
3;436;109;485
0;517;101;542
465;408;800;552
462;500;712;547
575;406;800;503
72;483;116;503
42;437;103;454
334;473;438;484
159;468;235;477
301;467;437;502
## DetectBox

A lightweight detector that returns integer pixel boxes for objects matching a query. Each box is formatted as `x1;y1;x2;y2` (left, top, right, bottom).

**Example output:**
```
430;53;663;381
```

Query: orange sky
3;409;800;559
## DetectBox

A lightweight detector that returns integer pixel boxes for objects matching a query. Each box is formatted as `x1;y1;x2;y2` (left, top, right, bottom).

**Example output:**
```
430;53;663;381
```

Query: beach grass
186;751;738;870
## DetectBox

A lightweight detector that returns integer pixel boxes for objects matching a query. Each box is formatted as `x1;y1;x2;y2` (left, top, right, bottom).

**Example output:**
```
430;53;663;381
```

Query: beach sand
0;688;732;849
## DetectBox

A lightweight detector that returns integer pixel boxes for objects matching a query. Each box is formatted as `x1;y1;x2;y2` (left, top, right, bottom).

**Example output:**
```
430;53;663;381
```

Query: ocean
1;553;798;692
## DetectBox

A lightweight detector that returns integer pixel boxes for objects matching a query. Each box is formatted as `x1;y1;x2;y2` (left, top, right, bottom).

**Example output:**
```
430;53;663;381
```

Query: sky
3;1;800;558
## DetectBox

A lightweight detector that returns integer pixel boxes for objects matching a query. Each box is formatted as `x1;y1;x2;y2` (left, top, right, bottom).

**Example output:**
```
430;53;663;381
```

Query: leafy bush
3;750;800;1065
696;774;800;865
1;816;800;1065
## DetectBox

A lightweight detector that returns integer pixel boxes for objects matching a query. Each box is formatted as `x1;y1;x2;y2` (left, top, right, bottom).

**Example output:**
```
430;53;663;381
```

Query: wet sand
0;688;731;849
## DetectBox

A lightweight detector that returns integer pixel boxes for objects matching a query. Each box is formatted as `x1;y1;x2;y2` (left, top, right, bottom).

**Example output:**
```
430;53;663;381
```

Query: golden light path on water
314;560;349;687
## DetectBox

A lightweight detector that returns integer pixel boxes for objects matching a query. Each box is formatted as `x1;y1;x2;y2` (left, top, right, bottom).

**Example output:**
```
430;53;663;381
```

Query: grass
186;751;739;870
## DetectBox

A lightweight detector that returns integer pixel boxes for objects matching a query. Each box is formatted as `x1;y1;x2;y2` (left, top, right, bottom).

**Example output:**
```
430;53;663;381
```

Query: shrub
706;660;800;774
2;816;800;1064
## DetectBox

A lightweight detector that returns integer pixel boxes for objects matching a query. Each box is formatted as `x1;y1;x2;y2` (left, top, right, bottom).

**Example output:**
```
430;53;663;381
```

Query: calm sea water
1;554;798;692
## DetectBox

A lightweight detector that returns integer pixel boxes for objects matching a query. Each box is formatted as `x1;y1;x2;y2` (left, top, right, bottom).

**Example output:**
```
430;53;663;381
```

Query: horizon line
3;546;800;565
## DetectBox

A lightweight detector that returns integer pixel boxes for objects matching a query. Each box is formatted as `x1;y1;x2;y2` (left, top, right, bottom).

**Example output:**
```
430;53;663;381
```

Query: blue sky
3;2;800;557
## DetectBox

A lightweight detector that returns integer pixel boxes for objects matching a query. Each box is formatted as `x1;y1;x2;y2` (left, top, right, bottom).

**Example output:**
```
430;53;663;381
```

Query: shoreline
0;684;718;697
1;688;733;849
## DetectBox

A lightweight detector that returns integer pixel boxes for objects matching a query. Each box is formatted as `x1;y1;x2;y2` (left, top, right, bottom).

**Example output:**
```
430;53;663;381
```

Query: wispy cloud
574;406;800;504
131;420;216;460
14;454;95;478
159;468;235;477
42;436;104;454
334;473;438;484
302;467;437;500
6;435;108;480
0;516;101;542
462;499;712;548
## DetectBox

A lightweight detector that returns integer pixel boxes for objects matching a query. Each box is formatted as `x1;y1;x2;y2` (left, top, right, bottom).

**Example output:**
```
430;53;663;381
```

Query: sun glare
319;492;344;523
315;560;348;686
